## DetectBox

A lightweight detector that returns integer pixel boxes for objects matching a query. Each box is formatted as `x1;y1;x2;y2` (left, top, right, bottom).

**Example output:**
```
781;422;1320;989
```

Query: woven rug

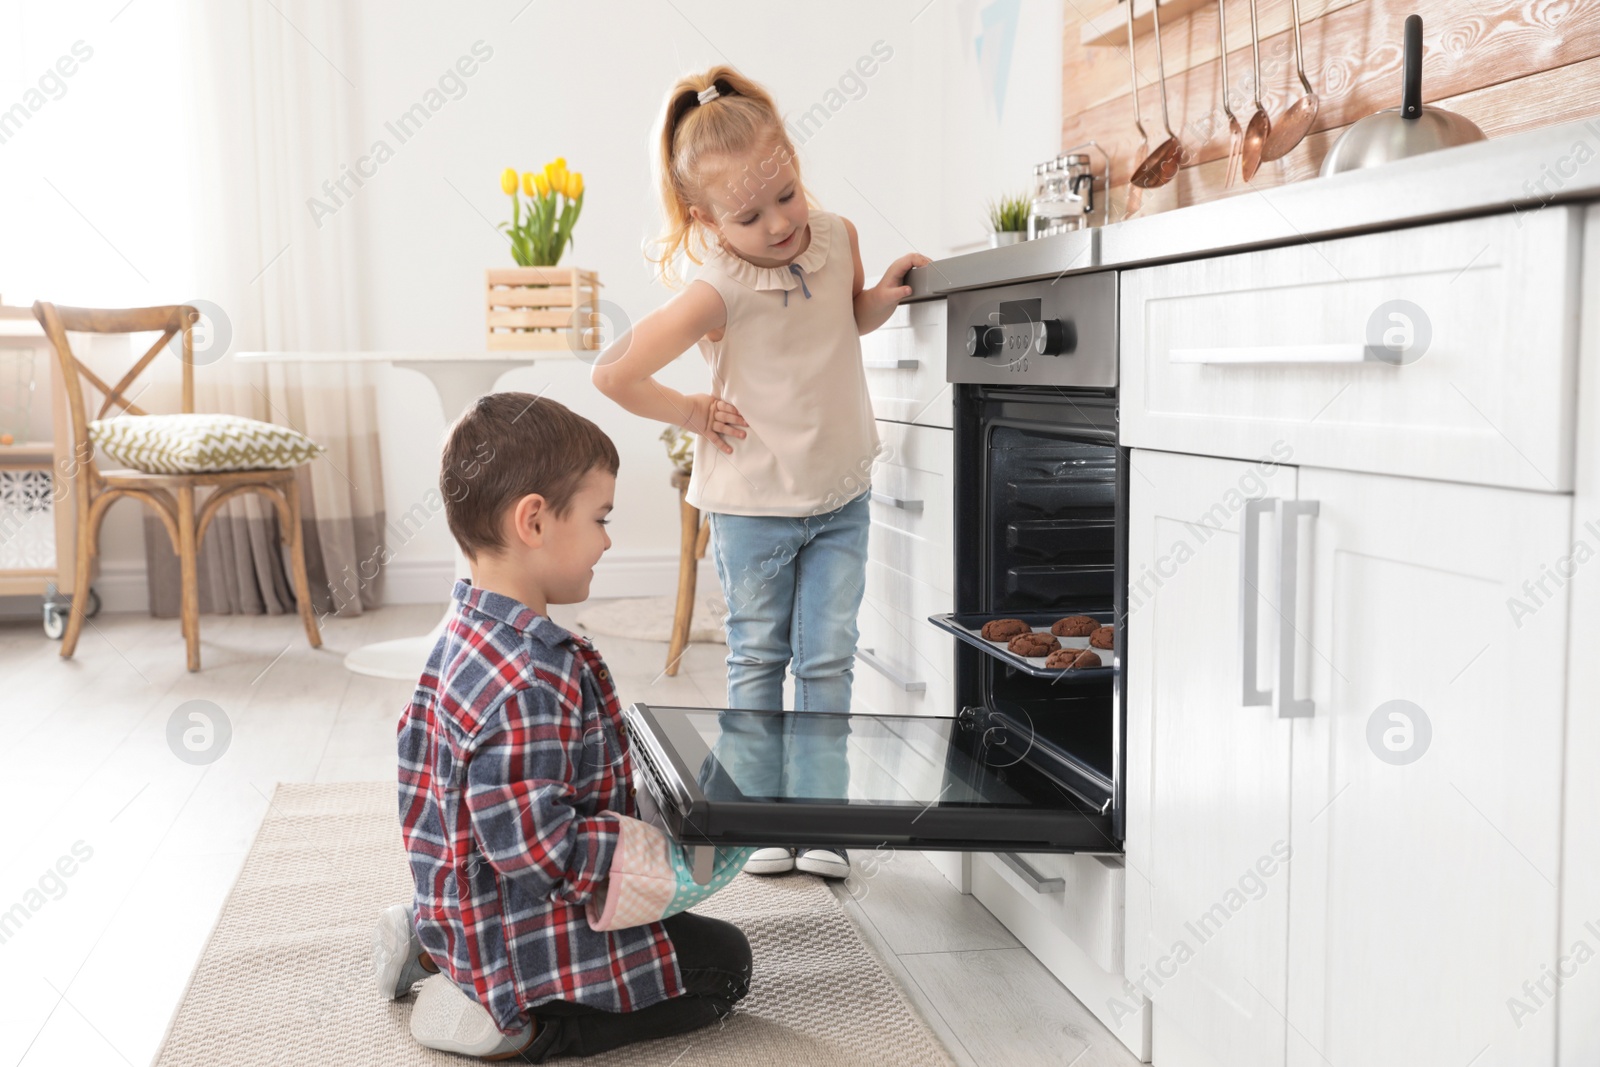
576;592;727;645
152;782;954;1067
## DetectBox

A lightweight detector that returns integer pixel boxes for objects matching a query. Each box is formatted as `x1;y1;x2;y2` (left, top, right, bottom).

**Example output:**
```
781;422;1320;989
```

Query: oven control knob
966;324;1002;357
1033;318;1075;356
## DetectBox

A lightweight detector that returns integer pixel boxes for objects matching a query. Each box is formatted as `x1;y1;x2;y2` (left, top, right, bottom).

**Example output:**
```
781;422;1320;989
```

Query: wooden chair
32;302;323;671
666;468;712;676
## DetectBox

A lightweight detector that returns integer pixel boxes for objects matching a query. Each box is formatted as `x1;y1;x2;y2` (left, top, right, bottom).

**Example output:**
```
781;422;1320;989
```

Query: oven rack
928;611;1117;680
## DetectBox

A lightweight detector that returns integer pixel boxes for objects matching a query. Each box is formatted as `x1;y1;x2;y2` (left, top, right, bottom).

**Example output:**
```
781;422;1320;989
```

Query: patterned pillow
88;414;324;474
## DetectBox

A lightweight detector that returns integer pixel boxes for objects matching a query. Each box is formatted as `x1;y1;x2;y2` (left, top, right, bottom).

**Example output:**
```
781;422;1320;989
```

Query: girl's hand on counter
685;393;747;454
857;252;933;332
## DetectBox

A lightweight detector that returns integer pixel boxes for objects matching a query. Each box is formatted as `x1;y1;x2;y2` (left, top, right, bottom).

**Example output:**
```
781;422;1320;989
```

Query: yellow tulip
554;156;566;169
545;160;567;192
500;167;518;195
521;171;536;197
533;172;550;197
566;171;584;198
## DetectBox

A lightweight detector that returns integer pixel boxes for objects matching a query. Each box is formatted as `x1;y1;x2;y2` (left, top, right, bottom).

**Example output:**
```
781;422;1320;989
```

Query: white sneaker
795;848;850;880
372;904;435;1000
744;847;796;875
410;973;539;1059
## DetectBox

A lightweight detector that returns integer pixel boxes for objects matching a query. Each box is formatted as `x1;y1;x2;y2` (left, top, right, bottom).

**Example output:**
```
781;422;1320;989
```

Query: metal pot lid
1320;14;1485;178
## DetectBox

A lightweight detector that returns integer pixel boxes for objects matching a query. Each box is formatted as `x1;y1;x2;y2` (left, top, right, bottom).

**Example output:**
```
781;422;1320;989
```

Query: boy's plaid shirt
397;580;683;1034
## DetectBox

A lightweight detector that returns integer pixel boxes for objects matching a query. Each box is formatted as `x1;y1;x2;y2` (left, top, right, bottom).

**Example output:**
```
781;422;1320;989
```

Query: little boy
373;393;752;1062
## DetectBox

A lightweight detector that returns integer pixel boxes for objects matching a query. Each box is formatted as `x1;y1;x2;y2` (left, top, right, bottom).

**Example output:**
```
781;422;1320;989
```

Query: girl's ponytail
647;65;810;288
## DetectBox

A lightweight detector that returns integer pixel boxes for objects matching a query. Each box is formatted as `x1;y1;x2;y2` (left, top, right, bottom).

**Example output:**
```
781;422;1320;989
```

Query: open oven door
623;702;1120;871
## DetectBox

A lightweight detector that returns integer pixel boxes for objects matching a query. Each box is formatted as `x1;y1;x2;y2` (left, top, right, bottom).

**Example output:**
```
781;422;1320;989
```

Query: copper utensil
1130;0;1183;189
1124;0;1151;214
1240;0;1271;181
1262;0;1318;161
1217;0;1243;187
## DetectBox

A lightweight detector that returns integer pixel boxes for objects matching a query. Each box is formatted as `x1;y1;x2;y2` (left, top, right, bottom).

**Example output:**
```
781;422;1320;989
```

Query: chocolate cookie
1050;615;1099;637
1089;626;1115;649
1008;631;1060;657
981;618;1032;641
1047;648;1101;670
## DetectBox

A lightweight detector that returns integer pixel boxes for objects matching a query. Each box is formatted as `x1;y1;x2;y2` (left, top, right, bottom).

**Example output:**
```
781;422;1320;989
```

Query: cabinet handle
870;491;924;513
997;851;1064;893
1274;499;1319;718
1238;497;1276;708
1170;344;1384;365
858;647;926;692
863;358;920;370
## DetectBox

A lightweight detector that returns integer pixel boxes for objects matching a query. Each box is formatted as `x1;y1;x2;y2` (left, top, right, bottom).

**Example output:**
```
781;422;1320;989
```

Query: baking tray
928;611;1117;680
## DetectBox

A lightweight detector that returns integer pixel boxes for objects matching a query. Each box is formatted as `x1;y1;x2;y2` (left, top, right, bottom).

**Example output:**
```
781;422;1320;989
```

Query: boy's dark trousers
509;911;752;1062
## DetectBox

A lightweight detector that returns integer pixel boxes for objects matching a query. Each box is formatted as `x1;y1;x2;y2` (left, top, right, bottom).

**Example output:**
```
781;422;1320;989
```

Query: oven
622;270;1125;869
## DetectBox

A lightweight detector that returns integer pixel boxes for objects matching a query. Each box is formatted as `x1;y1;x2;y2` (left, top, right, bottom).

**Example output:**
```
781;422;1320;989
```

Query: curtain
142;0;385;618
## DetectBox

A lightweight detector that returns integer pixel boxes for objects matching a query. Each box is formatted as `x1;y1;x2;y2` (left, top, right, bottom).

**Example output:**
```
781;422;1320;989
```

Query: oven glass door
624;702;1118;853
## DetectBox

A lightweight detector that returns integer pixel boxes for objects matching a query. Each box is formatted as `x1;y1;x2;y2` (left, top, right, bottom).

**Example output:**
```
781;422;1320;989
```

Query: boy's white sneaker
372;903;436;1000
743;847;796;875
410;972;539;1060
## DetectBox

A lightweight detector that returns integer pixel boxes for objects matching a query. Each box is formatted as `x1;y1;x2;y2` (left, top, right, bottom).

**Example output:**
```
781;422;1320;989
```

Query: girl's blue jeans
707;490;869;801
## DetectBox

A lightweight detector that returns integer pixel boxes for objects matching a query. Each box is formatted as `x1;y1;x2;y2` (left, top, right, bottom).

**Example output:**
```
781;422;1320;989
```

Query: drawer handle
870;491;924;513
1170;344;1385;365
998;851;1064;894
858;647;926;692
1238;497;1275;708
1274;499;1319;719
863;358;920;371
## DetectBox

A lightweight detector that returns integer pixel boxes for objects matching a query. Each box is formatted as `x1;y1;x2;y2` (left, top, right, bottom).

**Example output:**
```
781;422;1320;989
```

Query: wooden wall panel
1062;0;1600;220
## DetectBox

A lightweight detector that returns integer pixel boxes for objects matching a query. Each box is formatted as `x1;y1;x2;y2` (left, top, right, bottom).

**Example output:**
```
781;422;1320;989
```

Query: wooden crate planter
485;267;602;352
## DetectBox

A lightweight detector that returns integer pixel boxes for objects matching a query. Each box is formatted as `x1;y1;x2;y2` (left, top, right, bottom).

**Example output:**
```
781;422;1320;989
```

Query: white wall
0;0;1063;614
348;0;1063;603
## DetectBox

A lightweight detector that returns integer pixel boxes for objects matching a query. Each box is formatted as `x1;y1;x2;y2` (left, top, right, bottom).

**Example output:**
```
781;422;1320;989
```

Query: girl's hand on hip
686;393;747;454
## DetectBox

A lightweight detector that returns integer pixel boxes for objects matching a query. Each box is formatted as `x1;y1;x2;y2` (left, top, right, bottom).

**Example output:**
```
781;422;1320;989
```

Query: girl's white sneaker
795;848;850;880
743;847;796;875
372;904;435;1000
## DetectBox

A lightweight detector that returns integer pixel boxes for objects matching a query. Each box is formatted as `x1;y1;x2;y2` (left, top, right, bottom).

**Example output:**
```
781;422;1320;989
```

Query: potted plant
485;158;602;353
986;191;1031;248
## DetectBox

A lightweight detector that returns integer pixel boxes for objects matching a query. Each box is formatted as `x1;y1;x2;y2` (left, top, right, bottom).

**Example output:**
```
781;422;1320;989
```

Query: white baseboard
0;560;151;618
0;554;709;618
359;552;704;606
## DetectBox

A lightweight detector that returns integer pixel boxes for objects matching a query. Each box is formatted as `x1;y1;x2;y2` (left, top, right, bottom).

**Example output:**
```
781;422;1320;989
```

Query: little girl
592;65;929;881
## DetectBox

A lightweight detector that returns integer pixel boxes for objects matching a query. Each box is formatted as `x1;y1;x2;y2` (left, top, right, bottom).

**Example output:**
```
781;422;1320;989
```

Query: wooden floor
0;602;1139;1067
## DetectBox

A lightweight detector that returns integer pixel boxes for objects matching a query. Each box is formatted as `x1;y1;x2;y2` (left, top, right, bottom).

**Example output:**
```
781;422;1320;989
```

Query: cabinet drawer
973;851;1125;975
870;420;952;596
854;590;955;719
862;299;951;429
1120;208;1582;491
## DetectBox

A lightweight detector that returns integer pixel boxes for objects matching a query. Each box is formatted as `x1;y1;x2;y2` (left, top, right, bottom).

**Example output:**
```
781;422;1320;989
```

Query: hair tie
696;84;721;105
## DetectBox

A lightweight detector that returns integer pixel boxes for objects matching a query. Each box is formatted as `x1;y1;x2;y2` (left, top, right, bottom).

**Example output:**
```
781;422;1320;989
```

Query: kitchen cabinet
1126;448;1298;1067
1119;208;1582;493
859;299;951;429
1285;469;1569;1067
1128;449;1571;1067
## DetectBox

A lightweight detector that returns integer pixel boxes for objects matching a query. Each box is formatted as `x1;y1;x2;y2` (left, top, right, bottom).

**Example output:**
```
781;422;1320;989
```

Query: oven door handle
1274;500;1319;718
1239;497;1277;708
870;491;924;513
858;647;926;692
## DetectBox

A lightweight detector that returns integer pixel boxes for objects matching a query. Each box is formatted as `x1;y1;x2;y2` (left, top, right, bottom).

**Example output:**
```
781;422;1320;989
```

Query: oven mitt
585;813;753;932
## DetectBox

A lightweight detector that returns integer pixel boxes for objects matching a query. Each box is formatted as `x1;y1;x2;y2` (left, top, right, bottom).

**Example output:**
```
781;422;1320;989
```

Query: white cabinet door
1286;469;1571;1067
1127;448;1298;1067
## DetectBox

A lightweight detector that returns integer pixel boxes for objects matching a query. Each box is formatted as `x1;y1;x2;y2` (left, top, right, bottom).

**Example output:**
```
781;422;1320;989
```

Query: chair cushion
88;413;324;474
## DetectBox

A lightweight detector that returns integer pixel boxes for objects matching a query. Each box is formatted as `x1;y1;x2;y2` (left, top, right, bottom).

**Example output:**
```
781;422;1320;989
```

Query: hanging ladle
1130;0;1183;189
1240;0;1271;181
1262;0;1318;161
1124;0;1150;213
1216;0;1243;187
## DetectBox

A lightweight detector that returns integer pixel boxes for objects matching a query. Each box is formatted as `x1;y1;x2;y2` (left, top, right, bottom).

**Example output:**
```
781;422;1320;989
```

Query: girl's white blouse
684;208;881;518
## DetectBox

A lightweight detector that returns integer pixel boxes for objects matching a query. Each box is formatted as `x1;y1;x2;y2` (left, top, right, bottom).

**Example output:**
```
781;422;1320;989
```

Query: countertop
906;110;1600;298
